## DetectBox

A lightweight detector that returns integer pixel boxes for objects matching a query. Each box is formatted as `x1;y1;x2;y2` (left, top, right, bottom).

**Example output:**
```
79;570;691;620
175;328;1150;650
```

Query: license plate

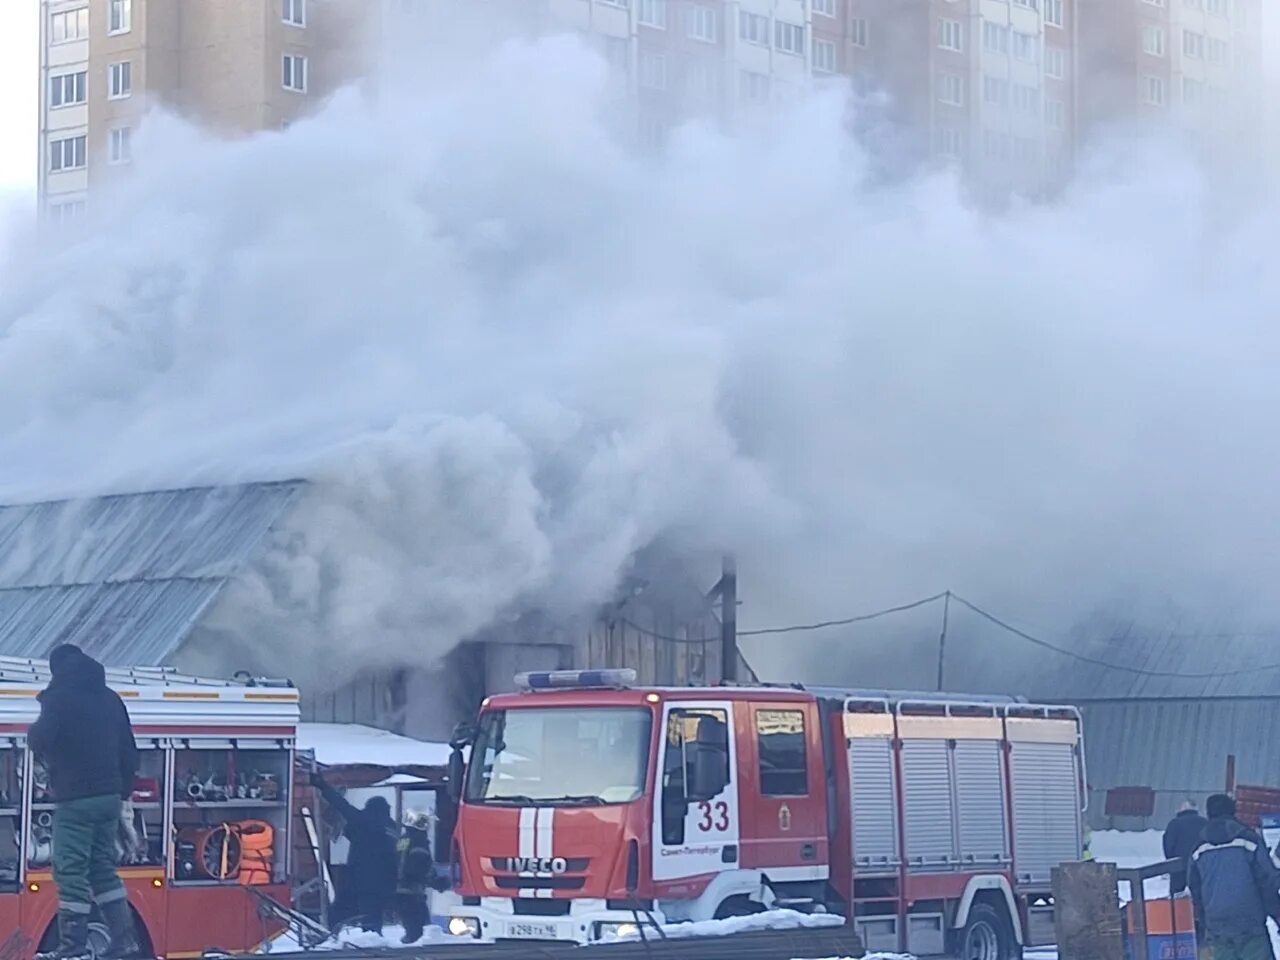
507;921;561;939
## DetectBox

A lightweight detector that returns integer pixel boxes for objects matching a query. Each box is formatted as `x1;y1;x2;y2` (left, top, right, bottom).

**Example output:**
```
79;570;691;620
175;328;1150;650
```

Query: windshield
465;706;653;805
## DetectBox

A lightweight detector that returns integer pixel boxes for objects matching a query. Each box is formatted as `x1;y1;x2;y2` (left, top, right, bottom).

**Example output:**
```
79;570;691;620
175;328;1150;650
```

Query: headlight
596;921;640;941
448;916;481;938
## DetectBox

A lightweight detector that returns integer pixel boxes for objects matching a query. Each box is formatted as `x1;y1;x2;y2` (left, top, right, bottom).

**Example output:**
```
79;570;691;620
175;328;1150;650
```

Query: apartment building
1076;0;1263;145
38;0;367;220
852;0;1078;196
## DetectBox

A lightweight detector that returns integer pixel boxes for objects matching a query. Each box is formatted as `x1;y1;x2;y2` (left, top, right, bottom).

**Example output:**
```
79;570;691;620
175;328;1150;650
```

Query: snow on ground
614;909;845;941
297;722;453;768
268;923;475;952
1091;829;1170;899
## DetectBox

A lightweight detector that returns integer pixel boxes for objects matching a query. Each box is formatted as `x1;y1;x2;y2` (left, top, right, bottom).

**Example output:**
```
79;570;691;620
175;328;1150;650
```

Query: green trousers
1208;931;1275;960
52;794;127;913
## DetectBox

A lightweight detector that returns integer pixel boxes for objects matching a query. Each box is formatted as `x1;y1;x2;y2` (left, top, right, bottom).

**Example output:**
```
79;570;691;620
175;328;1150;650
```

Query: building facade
37;0;366;222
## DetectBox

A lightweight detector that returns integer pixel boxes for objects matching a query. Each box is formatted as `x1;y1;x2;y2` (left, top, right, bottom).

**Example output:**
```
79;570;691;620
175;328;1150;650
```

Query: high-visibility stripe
244;692;299;701
162;692;220;700
1192;837;1258;860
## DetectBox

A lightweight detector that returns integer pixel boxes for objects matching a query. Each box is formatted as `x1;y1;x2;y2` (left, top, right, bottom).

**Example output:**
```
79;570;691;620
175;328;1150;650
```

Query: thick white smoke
0;28;1277;685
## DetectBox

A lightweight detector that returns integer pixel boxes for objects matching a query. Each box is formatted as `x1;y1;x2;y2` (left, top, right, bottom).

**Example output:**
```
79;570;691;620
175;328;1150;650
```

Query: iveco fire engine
445;669;1085;959
0;655;299;960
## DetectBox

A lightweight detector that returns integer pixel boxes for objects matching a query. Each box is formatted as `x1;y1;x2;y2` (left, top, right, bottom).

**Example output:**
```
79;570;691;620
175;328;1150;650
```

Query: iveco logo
498;856;569;874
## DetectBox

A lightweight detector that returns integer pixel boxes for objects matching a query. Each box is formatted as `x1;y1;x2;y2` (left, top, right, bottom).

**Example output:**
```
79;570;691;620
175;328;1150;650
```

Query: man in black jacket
314;772;398;935
29;644;140;960
1164;799;1208;894
1187;794;1280;960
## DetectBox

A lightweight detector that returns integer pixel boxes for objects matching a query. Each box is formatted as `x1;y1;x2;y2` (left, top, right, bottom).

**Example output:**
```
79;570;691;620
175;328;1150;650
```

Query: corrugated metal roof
0;482;302;665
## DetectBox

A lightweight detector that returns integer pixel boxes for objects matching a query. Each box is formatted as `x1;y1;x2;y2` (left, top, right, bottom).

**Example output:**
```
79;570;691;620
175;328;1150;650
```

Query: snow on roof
297;722;451;769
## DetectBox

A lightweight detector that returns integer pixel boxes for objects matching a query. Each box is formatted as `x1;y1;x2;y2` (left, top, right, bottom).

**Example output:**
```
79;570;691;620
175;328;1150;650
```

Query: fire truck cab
0;656;299;960
446;669;1085;959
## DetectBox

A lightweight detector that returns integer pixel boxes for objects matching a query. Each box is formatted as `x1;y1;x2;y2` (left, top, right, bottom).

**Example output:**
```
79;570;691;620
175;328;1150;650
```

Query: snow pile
297;723;452;768
1090;829;1170;899
268;923;473;953
613;909;844;941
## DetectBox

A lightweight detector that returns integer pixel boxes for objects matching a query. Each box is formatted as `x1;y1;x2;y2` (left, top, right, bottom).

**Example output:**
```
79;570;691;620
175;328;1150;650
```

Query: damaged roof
0;481;303;665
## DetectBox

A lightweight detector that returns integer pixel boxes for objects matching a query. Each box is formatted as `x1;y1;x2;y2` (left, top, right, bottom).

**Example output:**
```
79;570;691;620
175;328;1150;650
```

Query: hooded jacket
1188;816;1280;937
319;779;399;896
28;647;139;803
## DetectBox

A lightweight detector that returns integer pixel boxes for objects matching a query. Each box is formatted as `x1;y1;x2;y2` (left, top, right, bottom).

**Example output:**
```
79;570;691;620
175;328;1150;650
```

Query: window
1205;0;1224;12
1142;26;1166;56
938;19;963;51
1206;36;1228;62
686;5;717;42
979;78;1013;113
282;0;306;27
109;127;132;165
1012;31;1038;62
50;8;88;43
756;710;808;797
1182;76;1205;103
603;36;629;74
775;21;804;55
660;709;729;846
1045;0;1064;27
1143;75;1166;105
109;0;131;34
639;0;666;29
814;0;836;15
1013;82;1040;113
685;59;720;99
740;69;770;102
1012;0;1038;9
49;135;87;172
639;52;667;90
283;55;307;92
938;72;964;106
1046;46;1067;78
983;75;1009;106
935;125;963;158
109;61;132;99
813;39;836;73
983;21;1009;53
1046;97;1066;127
47;196;87;226
1143;0;1166;5
850;18;868;47
50;71;87;108
1182;30;1205;58
739;12;769;46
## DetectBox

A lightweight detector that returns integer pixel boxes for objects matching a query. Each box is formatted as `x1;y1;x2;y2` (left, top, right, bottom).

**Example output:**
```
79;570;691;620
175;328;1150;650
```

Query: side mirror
686;743;728;803
447;746;466;804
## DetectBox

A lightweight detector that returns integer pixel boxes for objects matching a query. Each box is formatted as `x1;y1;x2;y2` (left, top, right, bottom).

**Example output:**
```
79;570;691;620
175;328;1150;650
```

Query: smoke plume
0;24;1277;687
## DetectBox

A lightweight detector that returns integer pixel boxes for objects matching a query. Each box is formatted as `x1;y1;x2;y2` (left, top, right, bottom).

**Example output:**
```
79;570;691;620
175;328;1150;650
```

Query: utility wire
738;592;949;637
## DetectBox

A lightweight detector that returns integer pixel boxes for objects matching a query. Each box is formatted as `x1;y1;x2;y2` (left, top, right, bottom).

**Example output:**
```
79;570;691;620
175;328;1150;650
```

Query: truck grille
511;899;573;916
494;875;586;891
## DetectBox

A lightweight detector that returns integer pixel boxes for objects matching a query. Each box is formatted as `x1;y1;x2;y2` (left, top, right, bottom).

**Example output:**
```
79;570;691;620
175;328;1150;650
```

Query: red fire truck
445;669;1085;959
0;656;299;960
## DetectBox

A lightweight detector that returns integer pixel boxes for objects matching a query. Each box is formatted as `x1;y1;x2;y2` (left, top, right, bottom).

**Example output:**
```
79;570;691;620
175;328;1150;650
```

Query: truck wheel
714;896;765;920
959;902;1015;960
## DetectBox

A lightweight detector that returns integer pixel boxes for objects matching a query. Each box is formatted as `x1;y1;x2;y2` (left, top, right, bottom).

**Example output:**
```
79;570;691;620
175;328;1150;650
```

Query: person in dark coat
394;811;435;944
1187;794;1280;960
313;773;398;935
29;644;140;960
1164;799;1209;894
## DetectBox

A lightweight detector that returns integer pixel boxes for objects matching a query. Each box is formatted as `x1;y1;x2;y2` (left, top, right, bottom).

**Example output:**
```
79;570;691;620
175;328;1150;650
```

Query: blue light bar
514;669;637;691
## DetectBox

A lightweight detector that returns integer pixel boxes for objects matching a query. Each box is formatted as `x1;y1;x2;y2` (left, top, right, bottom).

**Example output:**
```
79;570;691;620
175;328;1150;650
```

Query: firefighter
394;811;435;944
29;644;141;960
1188;794;1280;960
312;772;398;935
1164;799;1208;895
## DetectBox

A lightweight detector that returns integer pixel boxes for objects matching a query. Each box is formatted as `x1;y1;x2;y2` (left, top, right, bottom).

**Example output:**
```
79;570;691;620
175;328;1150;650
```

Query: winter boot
99;897;143;959
34;909;92;960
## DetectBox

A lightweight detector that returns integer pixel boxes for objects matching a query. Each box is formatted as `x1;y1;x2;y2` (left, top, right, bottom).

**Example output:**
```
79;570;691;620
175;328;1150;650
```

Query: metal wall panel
954;739;1008;865
848;738;899;871
901;739;955;871
1010;740;1080;884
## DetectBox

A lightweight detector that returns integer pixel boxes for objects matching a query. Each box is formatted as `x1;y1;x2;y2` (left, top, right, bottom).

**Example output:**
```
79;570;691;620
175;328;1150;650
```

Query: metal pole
935;591;952;692
720;555;738;683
